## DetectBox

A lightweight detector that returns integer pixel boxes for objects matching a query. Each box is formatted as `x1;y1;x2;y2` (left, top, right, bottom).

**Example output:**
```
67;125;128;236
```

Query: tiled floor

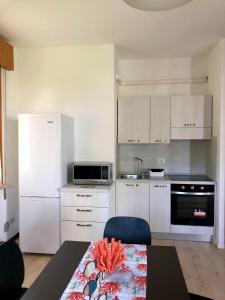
23;239;225;300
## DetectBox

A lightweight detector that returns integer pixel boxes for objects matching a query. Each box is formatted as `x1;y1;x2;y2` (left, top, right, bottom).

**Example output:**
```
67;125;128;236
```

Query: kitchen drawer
61;206;109;222
61;221;105;243
61;190;109;207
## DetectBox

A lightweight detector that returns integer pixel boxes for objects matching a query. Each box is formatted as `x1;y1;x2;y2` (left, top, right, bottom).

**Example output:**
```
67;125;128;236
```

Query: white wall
207;40;225;248
6;44;117;236
7;45;117;162
119;57;208;96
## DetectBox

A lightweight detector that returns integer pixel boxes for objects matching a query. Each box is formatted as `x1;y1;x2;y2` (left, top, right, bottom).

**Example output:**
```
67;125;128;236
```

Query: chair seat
103;216;151;245
189;292;213;300
0;241;26;299
0;287;27;300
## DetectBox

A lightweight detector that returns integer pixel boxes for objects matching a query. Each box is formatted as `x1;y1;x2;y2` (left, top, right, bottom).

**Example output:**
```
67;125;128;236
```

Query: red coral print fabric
131;275;147;288
60;242;147;300
134;250;147;257
74;270;97;283
119;263;131;273
136;264;147;272
74;270;89;284
89;244;97;260
124;244;134;249
100;282;122;295
67;292;85;300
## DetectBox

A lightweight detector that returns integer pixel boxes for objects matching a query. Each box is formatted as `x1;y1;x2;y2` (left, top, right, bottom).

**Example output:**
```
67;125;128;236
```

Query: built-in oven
171;184;214;226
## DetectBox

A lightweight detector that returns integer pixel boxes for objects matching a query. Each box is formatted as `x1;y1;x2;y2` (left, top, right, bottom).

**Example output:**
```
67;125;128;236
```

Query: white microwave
72;162;113;185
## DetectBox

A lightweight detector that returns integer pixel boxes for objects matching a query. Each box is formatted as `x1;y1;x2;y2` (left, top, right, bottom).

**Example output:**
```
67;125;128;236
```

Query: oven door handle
171;191;214;196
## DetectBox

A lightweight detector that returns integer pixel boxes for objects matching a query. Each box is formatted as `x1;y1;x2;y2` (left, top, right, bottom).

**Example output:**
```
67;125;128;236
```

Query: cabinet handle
155;139;161;142
184;123;197;127
153;184;167;188
128;139;134;142
125;184;139;187
76;194;92;197
76;209;92;212
76;224;92;227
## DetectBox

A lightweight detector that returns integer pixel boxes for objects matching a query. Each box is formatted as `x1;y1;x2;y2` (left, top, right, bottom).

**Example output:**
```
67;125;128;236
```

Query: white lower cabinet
116;181;171;233
60;185;112;243
61;221;106;243
116;182;149;222
61;206;109;222
150;183;171;233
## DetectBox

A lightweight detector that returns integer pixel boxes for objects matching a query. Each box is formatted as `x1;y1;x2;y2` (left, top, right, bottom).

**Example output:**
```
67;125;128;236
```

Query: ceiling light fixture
123;0;192;11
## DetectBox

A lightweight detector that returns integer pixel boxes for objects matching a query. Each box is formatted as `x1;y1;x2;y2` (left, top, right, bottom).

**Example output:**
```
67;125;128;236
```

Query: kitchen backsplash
118;140;209;175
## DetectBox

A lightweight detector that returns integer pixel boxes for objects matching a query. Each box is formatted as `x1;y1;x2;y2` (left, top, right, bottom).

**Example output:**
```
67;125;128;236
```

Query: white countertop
61;183;113;190
116;176;215;185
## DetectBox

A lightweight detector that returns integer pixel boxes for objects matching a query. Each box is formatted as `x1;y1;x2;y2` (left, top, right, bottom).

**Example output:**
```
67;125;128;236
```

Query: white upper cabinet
171;95;212;139
150;183;170;233
118;96;150;143
150;96;170;144
171;95;212;127
118;94;212;142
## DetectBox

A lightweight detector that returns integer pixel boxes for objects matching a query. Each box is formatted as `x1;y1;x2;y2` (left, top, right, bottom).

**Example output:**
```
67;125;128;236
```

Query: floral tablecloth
60;242;147;300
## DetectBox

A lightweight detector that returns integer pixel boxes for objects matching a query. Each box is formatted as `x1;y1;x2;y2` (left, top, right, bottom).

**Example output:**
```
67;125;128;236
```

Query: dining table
21;241;190;300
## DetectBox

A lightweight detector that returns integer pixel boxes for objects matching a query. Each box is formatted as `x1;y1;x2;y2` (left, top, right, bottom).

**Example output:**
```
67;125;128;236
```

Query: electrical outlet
158;158;165;165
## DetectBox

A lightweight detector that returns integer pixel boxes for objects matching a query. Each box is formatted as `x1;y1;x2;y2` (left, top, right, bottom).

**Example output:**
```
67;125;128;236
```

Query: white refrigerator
19;114;73;254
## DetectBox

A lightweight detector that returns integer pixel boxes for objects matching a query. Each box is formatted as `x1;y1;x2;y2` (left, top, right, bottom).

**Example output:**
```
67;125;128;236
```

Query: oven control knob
200;186;205;190
181;186;185;190
191;186;195;190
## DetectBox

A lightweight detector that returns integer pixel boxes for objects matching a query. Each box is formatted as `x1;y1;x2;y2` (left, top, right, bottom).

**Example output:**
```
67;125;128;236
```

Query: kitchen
0;1;225;299
3;47;224;250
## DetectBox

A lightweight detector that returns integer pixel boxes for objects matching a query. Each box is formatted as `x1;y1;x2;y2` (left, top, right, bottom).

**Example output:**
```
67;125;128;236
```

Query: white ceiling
0;0;225;59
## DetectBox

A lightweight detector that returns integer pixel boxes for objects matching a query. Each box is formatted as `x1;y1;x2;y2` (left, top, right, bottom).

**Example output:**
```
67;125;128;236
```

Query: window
0;37;14;184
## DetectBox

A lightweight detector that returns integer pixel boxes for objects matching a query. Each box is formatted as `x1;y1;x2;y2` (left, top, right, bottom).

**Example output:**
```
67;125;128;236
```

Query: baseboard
152;232;213;242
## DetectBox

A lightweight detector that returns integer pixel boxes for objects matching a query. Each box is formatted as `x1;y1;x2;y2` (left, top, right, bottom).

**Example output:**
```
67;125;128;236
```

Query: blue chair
103;216;151;245
0;241;27;299
189;293;213;300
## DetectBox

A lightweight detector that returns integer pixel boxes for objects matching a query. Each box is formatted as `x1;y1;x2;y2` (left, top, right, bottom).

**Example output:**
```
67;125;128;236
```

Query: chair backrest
0;241;25;293
103;216;151;245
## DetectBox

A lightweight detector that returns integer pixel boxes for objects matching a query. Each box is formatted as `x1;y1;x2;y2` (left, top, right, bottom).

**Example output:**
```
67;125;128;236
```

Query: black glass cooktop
168;175;212;181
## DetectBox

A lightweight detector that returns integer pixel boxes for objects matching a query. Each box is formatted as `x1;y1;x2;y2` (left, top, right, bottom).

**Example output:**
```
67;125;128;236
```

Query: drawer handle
153;185;167;188
76;194;92;197
125;184;139;187
76;224;92;227
76;209;92;212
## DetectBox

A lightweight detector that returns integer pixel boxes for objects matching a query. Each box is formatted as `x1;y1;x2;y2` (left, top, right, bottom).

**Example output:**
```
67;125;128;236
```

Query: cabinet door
150;183;170;233
150;96;170;143
171;95;212;128
116;181;149;222
118;96;150;143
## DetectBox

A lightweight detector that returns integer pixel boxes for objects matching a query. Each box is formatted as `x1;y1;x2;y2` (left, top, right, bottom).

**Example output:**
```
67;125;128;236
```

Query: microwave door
74;166;102;181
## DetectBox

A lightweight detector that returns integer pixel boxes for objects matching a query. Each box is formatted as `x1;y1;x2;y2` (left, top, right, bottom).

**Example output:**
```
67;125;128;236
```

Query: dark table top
22;241;190;300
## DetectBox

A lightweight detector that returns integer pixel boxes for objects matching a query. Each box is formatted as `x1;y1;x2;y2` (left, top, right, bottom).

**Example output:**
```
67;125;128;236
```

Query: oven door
171;192;214;226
